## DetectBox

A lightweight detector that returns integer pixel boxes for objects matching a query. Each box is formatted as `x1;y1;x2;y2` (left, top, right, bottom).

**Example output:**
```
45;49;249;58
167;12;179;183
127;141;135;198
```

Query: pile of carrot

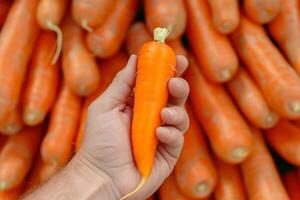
0;0;300;199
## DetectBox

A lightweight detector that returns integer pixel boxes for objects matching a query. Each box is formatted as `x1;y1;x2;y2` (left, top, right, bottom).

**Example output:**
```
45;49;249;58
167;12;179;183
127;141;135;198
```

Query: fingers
161;106;189;132
168;77;190;106
175;55;189;77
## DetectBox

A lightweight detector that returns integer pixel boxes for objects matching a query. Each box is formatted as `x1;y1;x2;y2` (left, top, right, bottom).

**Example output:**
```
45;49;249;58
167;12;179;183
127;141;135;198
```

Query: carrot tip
46;21;62;65
0;182;9;191
81;20;93;32
232;147;249;161
2;124;21;135
219;21;233;33
120;176;147;200
195;182;210;196
78;85;89;96
264;113;278;127
220;69;232;81
24;111;44;126
289;102;300;114
154;27;170;43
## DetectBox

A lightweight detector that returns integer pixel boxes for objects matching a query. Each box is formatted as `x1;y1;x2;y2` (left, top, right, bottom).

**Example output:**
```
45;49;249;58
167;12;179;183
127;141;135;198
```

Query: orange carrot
243;0;280;24
207;0;240;34
185;56;253;163
214;159;247;200
0;104;23;135
167;39;187;57
174;104;217;199
0;126;42;191
0;135;6;150
268;0;300;75
0;183;24;200
86;0;138;58
75;99;88;152
265;120;300;166
231;15;300;119
0;0;40;124
62;14;101;97
185;0;238;82
241;128;289;200
226;67;279;129
22;32;60;126
144;0;187;40
0;0;11;27
36;0;68;64
41;83;81;167
282;170;300;200
72;0;116;32
146;196;155;200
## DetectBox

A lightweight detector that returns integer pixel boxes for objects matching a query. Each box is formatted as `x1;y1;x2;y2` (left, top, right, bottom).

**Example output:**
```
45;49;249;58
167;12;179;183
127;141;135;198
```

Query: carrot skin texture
22;32;60;126
185;56;253;163
226;67;279;129
0;0;11;27
185;0;238;83
231;15;300;119
86;0;138;58
0;183;24;200
0;104;23;135
282;170;300;200
0;0;40;123
241;128;289;200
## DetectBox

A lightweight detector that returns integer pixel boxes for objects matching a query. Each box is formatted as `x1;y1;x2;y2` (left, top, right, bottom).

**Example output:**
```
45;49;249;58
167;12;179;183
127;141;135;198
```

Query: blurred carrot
175;104;217;199
144;0;187;40
0;135;6;150
231;15;300;119
185;0;238;82
167;39;187;57
0;126;42;191
207;0;239;34
0;104;23;135
226;67;279;129
0;0;11;27
185;56;253;163
22;32;60;126
282;170;300;200
241;128;289;200
0;183;24;200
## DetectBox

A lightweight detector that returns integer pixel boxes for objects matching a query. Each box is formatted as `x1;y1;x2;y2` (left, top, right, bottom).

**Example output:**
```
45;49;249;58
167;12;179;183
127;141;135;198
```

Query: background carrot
175;104;218;199
226;67;279;129
282;170;300;200
86;0;138;58
0;0;11;27
62;14;101;97
144;0;187;40
167;39;187;57
0;104;23;135
22;32;60;126
0;136;6;150
0;0;40;124
185;56;253;163
241;128;289;200
146;196;155;200
231;15;300;119
207;0;240;34
0;183;24;200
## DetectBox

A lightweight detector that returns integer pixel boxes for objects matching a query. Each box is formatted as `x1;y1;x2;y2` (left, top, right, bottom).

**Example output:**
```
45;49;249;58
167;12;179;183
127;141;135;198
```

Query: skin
24;55;190;200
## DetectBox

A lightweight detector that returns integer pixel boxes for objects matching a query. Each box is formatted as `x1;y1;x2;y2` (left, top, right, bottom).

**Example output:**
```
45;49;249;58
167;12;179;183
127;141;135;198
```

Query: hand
76;55;189;200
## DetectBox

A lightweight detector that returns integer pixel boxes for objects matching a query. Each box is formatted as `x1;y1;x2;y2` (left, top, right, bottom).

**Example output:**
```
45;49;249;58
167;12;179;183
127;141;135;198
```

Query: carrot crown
153;27;170;43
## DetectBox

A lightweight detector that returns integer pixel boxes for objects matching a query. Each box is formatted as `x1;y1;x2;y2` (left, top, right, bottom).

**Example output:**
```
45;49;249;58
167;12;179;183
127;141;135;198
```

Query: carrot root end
120;176;147;200
0;182;9;191
81;20;93;33
264;112;278;127
220;69;232;82
0;124;22;135
46;21;62;65
24;111;44;126
195;182;210;196
232;147;249;161
289;101;300;114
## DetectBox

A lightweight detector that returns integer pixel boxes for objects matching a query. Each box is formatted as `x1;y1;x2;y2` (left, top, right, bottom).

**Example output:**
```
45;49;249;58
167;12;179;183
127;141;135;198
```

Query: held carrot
174;104;218;199
72;0;116;32
265;120;300;166
167;39;187;57
22;32;60;126
36;0;68;64
0;104;23;135
121;28;176;200
241;128;289;200
231;15;300;119
268;0;300;75
86;0;138;58
62;14;101;97
0;0;40;124
226;67;279;129
144;0;187;40
282;170;300;200
0;126;43;191
0;0;11;27
207;0;240;34
0;183;24;200
185;56;253;163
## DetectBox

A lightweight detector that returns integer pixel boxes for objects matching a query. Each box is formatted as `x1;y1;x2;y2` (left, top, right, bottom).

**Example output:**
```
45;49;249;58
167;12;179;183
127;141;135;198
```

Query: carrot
231;15;300;119
243;0;280;24
0;104;23;135
0;126;42;191
71;0;116;32
185;56;253;163
268;0;300;75
226;67;279;129
75;99;88;152
146;196;155;200
62;14;101;97
265;120;300;166
41;83;81;167
0;0;11;27
174;104;217;199
241;128;289;200
22;32;60;126
213;159;247;200
167;39;187;57
144;0;187;40
36;0;68;64
86;0;138;58
185;0;238;83
0;0;40;124
0;183;24;200
0;135;6;150
120;28;176;200
282;170;300;200
207;0;240;34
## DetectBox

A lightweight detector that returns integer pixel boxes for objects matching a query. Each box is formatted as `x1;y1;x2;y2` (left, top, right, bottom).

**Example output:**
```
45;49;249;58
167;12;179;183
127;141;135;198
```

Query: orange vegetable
0;135;6;150
241;128;289;200
226;67;279;129
185;56;253;163
22;32;60;126
146;196;155;200
0;183;24;200
0;104;23;135
175;104;217;199
0;0;11;27
231;15;300;119
86;0;138;58
282;170;300;200
185;0;238;82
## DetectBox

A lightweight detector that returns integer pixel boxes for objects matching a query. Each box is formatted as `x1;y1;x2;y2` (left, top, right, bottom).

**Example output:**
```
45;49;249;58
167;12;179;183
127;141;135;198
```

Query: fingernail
164;108;176;117
157;127;170;135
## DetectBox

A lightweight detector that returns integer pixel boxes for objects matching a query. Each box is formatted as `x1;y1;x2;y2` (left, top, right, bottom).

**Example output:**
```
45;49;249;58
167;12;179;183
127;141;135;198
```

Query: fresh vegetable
0;135;6;150
0;183;24;200
0;0;11;27
282;170;300;200
0;104;23;135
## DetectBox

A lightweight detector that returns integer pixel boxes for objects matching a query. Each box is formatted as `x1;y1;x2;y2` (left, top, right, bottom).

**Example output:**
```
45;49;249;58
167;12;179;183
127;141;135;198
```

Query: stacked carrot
0;0;300;199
